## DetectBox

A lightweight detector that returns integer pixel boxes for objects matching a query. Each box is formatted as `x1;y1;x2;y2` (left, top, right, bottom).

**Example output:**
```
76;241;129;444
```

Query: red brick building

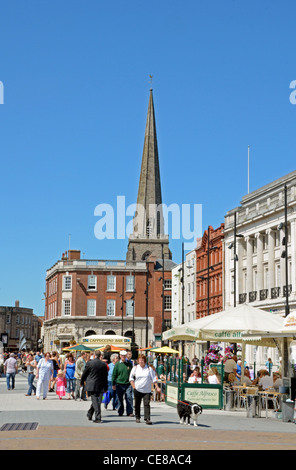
196;224;224;318
44;250;174;351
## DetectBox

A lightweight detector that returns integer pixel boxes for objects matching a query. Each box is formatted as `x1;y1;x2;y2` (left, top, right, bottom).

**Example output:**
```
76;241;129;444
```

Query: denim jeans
6;372;16;390
66;378;76;394
27;373;36;395
107;380;118;409
116;383;133;416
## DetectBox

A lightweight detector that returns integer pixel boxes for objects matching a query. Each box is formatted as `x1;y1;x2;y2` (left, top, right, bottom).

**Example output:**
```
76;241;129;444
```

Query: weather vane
149;74;153;85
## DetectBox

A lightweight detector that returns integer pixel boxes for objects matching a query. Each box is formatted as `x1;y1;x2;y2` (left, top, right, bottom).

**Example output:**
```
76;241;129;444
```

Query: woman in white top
207;367;221;384
35;352;54;400
130;354;161;425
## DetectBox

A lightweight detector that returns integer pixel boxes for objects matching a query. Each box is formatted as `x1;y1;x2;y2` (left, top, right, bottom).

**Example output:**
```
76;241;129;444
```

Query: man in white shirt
4;353;18;390
130;354;161;425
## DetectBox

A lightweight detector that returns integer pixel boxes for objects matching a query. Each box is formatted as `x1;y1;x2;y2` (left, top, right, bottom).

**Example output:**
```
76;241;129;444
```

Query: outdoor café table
258;390;281;418
232;385;246;409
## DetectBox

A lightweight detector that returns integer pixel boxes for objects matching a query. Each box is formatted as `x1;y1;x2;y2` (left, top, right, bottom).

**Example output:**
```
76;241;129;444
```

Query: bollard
246;395;259;418
224;389;234;410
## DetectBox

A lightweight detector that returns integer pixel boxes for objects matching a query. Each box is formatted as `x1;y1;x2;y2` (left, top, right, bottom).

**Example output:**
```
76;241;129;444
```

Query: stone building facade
224;170;296;366
0;301;41;351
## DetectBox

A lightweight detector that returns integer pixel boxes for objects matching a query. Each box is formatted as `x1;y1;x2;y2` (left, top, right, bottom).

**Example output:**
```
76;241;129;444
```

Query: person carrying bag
130;354;161;425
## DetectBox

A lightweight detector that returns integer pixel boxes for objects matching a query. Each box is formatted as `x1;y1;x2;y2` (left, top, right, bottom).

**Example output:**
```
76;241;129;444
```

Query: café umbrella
96;345;127;352
162;304;283;381
62;344;96;352
150;346;179;354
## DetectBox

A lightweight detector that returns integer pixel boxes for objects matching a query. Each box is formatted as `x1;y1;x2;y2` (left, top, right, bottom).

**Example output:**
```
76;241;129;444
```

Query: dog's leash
159;391;193;406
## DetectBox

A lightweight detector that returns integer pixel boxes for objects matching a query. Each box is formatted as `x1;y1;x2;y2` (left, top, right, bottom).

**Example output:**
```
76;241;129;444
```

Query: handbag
102;390;111;405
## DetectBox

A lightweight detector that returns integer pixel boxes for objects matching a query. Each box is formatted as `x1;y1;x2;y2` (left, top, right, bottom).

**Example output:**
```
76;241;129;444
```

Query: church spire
126;89;172;261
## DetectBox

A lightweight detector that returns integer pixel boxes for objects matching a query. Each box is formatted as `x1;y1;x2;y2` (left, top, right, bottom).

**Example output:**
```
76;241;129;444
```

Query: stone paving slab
1;373;296;451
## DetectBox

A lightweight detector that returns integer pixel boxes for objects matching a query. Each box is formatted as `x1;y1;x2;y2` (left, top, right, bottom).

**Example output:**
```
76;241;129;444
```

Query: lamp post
278;184;290;377
145;266;150;348
120;276;124;336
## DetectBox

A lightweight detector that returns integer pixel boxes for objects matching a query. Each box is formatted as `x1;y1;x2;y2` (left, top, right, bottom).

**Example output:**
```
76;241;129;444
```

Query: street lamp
120;277;125;336
277;185;290;317
145;266;150;348
278;184;290;378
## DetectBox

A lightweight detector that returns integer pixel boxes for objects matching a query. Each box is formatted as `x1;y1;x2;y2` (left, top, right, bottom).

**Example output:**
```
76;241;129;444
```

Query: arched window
84;330;96;337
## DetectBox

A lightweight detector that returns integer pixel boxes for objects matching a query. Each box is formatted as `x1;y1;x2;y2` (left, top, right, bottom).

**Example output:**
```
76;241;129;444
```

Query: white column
237;238;244;297
255;233;264;294
267;229;275;293
290;218;296;294
224;239;232;307
246;236;253;295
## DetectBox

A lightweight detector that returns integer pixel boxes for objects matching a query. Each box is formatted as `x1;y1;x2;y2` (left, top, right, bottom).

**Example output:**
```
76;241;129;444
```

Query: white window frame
126;275;135;292
88;275;97;290
87;299;96;316
62;299;71;316
125;299;134;317
106;299;115;317
63;275;72;291
107;275;116;291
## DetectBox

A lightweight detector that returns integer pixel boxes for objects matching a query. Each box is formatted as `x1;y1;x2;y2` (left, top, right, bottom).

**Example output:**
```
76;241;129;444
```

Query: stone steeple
126;89;172;261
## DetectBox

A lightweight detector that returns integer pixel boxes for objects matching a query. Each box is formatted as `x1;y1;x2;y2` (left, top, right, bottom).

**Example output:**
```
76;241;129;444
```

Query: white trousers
36;378;50;398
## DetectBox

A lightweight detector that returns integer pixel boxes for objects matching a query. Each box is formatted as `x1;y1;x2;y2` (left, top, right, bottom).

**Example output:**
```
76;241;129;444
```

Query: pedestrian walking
64;353;76;400
105;353;119;410
4;353;18;390
112;350;134;417
56;370;67;400
25;353;37;396
36;352;54;400
49;351;60;392
80;350;108;423
74;352;87;400
130;354;161;425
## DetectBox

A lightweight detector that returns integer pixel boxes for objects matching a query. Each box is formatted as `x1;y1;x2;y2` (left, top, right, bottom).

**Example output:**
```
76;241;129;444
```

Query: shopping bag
102;390;111;405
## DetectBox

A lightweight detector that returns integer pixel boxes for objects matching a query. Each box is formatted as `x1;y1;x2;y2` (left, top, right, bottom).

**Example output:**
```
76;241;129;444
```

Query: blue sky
0;0;295;316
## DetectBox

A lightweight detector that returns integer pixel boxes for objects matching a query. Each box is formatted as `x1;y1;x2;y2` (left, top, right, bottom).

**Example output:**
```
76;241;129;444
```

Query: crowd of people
0;347;163;425
0;347;284;423
223;354;283;390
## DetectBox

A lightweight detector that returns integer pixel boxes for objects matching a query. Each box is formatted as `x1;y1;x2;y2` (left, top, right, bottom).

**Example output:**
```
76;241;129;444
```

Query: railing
259;289;268;301
239;293;247;304
283;284;292;297
271;287;280;299
249;291;257;302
